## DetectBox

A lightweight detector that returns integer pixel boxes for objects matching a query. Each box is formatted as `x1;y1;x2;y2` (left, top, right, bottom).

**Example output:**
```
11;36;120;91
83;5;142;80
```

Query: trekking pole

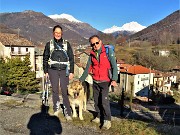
45;76;49;106
42;76;46;105
42;76;49;106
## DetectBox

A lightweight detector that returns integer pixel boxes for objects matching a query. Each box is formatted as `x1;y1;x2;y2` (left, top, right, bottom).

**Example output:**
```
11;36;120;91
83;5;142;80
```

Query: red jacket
89;45;111;82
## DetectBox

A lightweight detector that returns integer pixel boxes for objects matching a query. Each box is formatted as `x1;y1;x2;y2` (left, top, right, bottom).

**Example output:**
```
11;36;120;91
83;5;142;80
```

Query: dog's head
68;81;84;99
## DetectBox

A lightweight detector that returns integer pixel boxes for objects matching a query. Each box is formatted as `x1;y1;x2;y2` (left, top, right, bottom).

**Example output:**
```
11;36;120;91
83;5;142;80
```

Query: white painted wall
133;73;154;96
35;55;43;78
169;75;177;83
3;46;35;70
0;43;5;57
159;50;170;57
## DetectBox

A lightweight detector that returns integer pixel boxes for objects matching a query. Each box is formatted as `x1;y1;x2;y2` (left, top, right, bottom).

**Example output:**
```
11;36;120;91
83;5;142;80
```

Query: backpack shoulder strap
62;39;68;51
49;39;68;54
50;39;54;57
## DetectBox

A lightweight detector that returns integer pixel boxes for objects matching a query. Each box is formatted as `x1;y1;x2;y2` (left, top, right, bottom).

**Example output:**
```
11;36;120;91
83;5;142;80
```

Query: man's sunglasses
91;41;99;47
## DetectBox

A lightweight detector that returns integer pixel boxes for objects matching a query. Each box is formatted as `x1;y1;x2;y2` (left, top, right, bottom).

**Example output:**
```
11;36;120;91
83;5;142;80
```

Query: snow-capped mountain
48;13;82;23
48;13;146;34
103;21;146;33
48;13;98;39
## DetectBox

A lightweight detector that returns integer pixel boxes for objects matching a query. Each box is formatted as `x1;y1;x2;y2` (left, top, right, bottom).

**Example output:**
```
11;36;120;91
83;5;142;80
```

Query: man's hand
111;80;118;86
69;73;74;80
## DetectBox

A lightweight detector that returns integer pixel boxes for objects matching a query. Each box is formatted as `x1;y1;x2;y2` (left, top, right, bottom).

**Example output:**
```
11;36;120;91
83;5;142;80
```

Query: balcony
10;51;30;56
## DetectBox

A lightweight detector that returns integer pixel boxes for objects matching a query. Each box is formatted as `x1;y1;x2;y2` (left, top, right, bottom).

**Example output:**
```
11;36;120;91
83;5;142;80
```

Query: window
35;64;39;71
11;47;14;53
26;48;28;52
18;47;21;54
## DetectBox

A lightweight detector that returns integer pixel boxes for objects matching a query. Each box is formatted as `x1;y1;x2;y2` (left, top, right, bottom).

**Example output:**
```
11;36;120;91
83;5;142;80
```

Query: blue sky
0;0;179;31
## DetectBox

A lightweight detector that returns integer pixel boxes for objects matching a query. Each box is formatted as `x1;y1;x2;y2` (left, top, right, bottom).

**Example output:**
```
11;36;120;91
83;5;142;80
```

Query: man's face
53;27;62;40
90;37;102;51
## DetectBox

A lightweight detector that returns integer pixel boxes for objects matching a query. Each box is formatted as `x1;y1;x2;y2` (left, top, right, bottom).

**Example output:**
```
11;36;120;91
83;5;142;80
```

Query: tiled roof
172;66;180;70
154;71;176;77
117;59;125;64
74;52;84;56
74;47;91;56
119;64;155;74
0;33;34;47
83;47;91;55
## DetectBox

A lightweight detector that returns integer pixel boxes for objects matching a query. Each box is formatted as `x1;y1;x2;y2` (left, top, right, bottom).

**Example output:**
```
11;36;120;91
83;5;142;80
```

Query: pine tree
6;55;39;93
0;58;7;87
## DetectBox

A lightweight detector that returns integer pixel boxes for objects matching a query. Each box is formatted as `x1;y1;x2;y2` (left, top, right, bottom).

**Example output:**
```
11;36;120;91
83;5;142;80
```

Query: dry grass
173;90;180;103
1;99;23;107
2;99;180;135
48;105;180;135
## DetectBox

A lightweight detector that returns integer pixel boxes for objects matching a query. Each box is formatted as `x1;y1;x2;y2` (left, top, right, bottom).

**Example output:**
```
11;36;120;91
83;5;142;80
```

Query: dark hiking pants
48;68;71;116
93;81;111;121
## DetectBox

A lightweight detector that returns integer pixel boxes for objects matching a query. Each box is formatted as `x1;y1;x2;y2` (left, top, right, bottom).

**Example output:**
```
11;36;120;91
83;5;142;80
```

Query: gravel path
1;93;179;135
0;94;107;135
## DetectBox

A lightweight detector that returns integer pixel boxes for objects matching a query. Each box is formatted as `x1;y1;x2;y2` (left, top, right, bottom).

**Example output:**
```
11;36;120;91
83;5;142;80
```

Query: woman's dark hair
89;35;100;42
53;25;63;32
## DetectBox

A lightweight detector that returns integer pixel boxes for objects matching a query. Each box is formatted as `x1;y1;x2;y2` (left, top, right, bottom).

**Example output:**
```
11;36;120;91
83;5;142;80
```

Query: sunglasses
54;32;62;35
90;41;100;47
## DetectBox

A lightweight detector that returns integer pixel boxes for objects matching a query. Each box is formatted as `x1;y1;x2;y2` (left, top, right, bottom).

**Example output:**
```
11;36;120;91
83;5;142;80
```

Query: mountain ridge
129;10;179;44
48;13;82;23
103;21;146;33
0;10;90;46
0;10;179;46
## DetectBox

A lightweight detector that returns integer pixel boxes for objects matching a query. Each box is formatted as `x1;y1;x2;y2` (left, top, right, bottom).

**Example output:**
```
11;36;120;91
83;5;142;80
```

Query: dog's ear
76;81;81;86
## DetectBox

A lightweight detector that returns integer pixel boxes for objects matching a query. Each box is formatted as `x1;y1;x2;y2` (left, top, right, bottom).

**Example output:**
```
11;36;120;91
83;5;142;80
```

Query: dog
68;80;87;120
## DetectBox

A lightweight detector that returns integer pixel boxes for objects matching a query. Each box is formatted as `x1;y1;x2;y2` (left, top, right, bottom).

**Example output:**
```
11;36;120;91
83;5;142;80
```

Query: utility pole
130;82;134;110
128;38;131;48
120;70;127;117
148;66;151;103
120;87;125;117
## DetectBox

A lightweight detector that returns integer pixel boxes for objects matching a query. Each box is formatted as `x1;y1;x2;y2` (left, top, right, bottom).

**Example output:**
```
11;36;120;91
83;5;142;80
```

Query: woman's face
53;27;62;40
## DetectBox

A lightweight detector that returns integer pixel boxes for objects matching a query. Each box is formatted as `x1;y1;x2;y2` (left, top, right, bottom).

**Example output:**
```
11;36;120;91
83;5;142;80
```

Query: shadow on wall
136;86;149;97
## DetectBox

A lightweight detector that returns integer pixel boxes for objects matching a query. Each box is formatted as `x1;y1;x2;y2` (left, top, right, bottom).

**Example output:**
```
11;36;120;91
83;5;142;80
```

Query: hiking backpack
104;44;115;60
49;39;68;57
104;44;116;79
48;39;70;76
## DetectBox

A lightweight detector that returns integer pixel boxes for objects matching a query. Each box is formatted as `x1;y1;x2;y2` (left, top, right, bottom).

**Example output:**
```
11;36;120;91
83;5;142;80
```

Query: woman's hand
45;73;49;79
69;73;74;80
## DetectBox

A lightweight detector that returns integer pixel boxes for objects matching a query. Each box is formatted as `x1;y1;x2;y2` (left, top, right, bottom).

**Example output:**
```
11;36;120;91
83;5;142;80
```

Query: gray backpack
48;39;70;76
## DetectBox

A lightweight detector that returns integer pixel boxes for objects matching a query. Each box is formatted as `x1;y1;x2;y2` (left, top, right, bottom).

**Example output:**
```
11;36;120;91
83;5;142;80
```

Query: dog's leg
83;93;87;112
79;102;84;120
71;104;77;118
